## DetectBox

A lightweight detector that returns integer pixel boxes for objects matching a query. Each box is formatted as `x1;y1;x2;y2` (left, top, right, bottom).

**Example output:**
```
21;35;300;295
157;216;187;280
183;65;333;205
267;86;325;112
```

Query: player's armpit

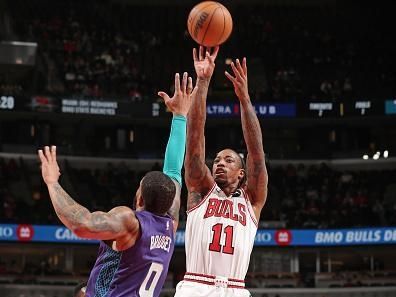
187;191;204;210
184;164;214;210
184;155;213;210
73;206;139;241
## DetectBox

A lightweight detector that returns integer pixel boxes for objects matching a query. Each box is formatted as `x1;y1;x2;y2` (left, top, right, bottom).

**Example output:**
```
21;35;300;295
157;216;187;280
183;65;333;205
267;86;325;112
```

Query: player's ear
134;182;144;209
136;195;144;208
238;168;245;181
136;195;144;207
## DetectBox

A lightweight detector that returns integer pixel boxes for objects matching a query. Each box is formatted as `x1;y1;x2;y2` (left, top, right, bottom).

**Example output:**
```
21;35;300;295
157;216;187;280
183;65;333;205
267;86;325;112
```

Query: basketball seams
201;6;221;45
188;2;218;39
187;1;232;47
218;6;226;45
219;4;232;45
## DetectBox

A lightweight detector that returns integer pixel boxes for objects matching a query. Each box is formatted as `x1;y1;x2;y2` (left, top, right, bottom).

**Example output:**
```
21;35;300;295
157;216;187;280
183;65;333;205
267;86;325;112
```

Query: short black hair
234;151;247;187
141;171;176;215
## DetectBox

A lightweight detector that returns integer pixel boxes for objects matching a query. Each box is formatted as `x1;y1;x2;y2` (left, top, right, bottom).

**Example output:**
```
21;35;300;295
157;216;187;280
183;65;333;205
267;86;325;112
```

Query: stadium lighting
362;154;369;160
384;150;389;158
373;153;380;160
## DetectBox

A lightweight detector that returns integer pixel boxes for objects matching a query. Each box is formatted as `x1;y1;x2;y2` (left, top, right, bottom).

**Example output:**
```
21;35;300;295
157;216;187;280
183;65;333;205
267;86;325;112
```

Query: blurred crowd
5;0;395;102
1;157;395;228
0;84;23;96
263;163;396;228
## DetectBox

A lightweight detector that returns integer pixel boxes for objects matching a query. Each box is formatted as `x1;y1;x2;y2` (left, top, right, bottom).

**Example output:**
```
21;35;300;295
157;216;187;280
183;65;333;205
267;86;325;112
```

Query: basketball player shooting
174;47;268;297
39;72;196;297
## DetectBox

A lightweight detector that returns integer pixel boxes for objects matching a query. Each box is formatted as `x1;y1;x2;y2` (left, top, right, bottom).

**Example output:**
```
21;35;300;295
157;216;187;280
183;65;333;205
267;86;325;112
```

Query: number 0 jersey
184;183;258;281
85;211;174;297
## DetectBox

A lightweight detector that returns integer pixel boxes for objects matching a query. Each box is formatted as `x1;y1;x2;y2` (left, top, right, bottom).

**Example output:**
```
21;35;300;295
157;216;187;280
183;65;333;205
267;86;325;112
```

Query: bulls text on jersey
203;198;247;226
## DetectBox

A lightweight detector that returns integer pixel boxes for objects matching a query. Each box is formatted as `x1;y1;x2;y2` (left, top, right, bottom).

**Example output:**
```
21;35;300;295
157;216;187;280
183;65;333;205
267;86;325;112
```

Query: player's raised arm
38;146;138;240
225;57;268;220
185;46;219;210
158;72;196;232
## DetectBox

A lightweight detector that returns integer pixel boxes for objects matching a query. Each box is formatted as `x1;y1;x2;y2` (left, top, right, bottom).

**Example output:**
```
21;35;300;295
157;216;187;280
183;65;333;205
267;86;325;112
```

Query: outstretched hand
158;72;197;117
225;57;250;103
38;146;61;186
193;46;219;81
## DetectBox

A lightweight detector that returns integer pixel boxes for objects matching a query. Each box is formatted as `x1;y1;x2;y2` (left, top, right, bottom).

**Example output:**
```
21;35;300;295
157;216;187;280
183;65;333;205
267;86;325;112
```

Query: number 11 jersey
185;183;258;280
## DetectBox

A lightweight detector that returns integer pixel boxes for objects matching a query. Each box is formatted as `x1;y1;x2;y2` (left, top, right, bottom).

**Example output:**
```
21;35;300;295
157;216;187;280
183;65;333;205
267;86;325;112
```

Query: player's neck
219;183;239;197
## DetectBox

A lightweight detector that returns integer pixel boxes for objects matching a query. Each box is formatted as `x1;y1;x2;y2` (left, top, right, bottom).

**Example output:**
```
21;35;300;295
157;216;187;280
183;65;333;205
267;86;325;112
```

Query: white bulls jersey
184;183;258;281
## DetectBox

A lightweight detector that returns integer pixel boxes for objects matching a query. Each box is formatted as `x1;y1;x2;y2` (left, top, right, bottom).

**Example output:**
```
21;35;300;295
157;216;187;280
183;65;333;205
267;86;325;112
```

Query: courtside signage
1;225;396;246
254;103;296;117
0;224;98;244
253;228;396;246
206;103;296;118
61;99;118;116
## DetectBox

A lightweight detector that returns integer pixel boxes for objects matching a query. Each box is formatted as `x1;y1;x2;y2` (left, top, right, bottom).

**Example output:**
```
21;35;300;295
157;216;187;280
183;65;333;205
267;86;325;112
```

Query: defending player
39;72;196;297
174;47;268;297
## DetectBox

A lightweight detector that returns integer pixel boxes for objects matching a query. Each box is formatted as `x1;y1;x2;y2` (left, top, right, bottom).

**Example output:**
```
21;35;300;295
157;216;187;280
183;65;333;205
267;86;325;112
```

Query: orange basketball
187;1;233;47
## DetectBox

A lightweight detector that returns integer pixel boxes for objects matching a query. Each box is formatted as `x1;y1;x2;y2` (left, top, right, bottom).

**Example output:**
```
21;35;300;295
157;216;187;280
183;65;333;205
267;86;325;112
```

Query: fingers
206;51;214;66
44;146;52;163
205;46;219;65
157;91;170;103
199;46;204;61
190;85;198;98
212;46;220;60
51;145;57;163
39;145;57;164
193;48;198;62
225;71;236;84
242;57;247;75
38;149;48;165
187;77;193;94
231;62;243;81
235;59;244;76
181;72;188;93
174;73;181;93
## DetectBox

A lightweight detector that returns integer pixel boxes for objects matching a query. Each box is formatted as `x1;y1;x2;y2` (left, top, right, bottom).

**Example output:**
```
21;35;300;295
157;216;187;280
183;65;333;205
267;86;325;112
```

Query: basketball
187;1;233;47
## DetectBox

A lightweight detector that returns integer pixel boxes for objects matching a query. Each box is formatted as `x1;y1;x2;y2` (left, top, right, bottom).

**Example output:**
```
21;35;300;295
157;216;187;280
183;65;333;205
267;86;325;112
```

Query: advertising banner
2;225;396;247
206;103;296;118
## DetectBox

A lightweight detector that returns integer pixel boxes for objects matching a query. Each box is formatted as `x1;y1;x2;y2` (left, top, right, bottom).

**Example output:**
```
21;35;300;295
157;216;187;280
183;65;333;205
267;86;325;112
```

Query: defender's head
135;171;176;215
212;149;246;188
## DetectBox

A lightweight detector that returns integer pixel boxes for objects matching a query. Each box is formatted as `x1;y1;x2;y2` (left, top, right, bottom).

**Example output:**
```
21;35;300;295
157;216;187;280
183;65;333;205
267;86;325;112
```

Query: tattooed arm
39;146;138;241
225;58;268;221
184;47;219;210
47;183;137;239
185;78;213;210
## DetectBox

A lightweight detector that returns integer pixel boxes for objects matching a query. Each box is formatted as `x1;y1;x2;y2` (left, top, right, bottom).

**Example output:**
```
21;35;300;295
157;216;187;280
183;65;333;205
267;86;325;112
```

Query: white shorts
174;280;252;297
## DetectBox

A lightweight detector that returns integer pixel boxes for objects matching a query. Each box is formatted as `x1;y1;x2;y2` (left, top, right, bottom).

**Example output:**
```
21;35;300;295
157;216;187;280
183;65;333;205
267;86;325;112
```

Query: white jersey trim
186;183;216;214
240;188;258;227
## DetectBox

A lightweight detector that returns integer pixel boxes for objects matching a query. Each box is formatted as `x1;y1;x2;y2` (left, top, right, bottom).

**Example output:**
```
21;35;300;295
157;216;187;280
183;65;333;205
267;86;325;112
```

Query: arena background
1;0;396;296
